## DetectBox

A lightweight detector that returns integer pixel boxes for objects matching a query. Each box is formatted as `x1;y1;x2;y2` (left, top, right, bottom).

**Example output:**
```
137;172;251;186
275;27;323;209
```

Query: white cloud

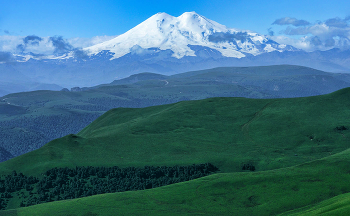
272;17;310;26
270;35;350;52
270;16;350;51
269;35;313;51
0;35;117;54
0;35;23;52
67;35;118;49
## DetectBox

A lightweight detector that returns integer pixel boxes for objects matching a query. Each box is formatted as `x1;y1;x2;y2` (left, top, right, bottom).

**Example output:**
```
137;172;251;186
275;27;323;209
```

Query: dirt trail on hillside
241;102;274;143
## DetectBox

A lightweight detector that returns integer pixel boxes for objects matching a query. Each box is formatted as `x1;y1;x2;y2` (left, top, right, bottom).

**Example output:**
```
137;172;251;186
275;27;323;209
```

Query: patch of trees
0;163;219;210
0;113;101;159
242;163;255;171
335;125;348;131
0;171;39;210
0;147;13;163
0;127;48;158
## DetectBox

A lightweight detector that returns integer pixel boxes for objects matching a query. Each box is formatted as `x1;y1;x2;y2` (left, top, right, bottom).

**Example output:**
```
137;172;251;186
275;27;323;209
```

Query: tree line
0;113;101;160
0;163;219;210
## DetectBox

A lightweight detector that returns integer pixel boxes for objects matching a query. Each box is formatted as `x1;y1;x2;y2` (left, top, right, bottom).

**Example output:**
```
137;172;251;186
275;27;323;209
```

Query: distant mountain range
1;12;349;90
2;65;350;163
0;81;62;97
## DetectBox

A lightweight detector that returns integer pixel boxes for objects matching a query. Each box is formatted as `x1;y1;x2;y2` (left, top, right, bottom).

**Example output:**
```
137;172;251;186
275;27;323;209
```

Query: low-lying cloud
16;35;43;53
273;17;310;27
310;36;322;46
130;45;155;55
208;32;249;43
72;48;89;59
23;35;43;46
0;35;116;57
271;16;350;51
49;36;73;54
267;28;274;36
325;16;350;28
49;36;89;59
16;44;26;52
0;52;14;63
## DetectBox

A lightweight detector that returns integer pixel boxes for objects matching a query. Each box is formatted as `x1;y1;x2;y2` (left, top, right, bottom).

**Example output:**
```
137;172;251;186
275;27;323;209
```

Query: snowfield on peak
84;12;294;60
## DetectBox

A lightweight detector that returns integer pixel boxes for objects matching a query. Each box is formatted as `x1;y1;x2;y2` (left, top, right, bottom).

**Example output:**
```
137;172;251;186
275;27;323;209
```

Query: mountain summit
84;12;296;60
4;12;349;89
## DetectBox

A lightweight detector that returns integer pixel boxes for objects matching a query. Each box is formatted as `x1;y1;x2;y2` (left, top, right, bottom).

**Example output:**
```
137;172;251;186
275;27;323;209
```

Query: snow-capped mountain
83;12;295;60
2;12;349;89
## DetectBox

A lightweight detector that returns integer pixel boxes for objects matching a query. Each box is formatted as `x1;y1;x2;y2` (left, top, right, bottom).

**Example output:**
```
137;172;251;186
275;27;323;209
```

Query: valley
0;86;350;214
2;65;350;162
1;6;350;215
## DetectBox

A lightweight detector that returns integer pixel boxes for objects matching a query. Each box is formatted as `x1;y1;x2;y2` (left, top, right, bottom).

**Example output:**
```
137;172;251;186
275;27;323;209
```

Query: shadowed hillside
1;87;350;176
2;65;350;163
2;145;350;215
1;88;350;213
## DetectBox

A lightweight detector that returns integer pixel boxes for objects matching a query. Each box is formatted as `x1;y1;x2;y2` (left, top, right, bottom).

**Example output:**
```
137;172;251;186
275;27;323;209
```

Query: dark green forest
0;163;219;210
0;113;101;160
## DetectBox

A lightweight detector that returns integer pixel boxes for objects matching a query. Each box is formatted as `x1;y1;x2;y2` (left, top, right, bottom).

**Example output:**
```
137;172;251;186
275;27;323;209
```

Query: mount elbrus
3;12;349;88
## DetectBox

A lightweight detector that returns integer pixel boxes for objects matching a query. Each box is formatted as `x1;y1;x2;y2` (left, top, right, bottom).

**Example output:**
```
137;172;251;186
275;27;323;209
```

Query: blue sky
0;0;349;52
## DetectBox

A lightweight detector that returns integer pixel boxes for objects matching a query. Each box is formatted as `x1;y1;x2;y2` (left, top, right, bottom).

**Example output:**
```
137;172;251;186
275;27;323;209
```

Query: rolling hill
2;65;350;163
2;149;350;215
1;87;350;175
1;88;350;214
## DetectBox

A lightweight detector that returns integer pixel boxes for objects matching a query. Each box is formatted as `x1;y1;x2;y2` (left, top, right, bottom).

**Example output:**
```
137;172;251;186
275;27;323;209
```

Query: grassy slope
2;147;350;216
280;193;350;216
2;65;350;160
1;88;350;214
1;88;350;177
3;65;350;114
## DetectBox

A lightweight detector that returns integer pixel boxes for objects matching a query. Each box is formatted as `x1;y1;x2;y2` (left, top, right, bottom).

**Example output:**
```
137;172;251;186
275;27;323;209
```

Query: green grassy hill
2;65;350;162
280;193;350;216
1;87;350;177
1;85;350;214
2;146;350;215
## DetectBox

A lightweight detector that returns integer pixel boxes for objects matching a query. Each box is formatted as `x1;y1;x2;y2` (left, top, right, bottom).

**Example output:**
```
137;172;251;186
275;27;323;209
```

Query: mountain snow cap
83;12;295;59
